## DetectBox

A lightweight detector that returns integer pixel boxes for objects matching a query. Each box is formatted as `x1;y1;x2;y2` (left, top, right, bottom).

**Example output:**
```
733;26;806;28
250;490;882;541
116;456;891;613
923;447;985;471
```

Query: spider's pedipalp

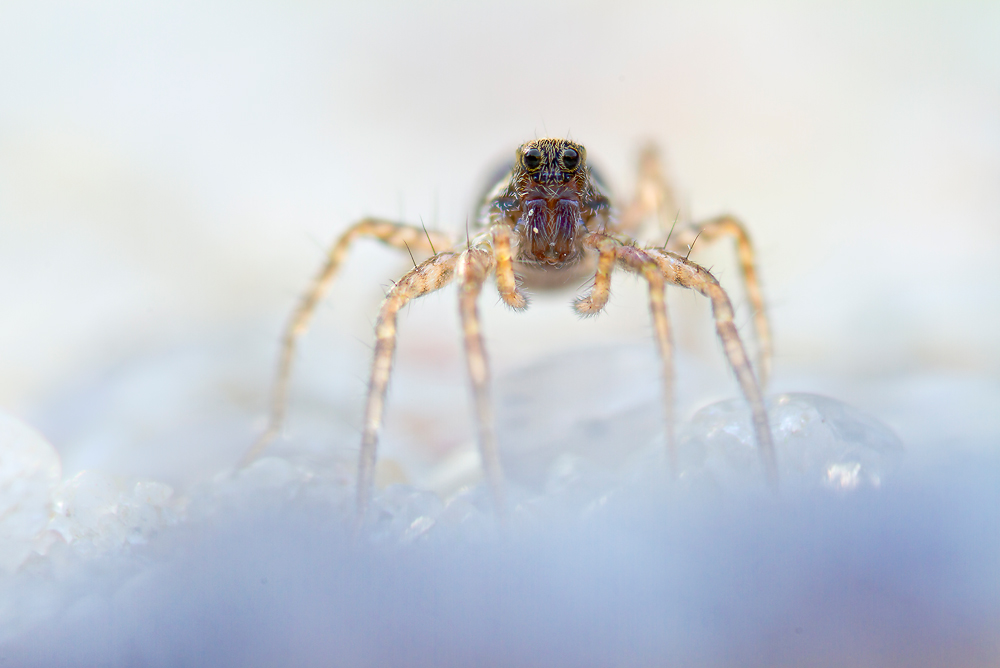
491;225;528;311
648;248;778;486
572;236;616;316
356;251;460;526
242;218;453;466
668;215;772;386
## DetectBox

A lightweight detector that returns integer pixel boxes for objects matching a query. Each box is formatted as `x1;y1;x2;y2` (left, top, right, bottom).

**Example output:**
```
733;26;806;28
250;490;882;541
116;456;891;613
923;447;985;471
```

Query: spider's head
507;139;591;267
514;138;587;190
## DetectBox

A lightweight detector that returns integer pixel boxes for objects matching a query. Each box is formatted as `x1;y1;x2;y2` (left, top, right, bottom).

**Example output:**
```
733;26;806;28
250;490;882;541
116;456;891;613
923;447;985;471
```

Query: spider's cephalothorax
486;139;609;270
246;138;777;530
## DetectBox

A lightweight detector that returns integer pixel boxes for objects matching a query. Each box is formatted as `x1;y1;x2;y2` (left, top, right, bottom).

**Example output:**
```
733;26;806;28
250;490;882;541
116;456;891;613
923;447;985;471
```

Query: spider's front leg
575;234;678;472
574;233;777;485
243;218;453;466
617;144;772;388
648;247;778;486
456;247;505;519
356;251;460;526
667;216;772;387
356;240;508;528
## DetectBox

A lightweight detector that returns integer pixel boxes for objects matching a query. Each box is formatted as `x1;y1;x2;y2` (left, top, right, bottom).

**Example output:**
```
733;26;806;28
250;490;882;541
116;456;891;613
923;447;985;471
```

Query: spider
244;138;777;525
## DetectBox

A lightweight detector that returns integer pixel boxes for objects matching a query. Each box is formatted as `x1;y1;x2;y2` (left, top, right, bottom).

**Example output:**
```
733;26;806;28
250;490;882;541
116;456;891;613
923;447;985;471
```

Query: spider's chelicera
244;138;777;525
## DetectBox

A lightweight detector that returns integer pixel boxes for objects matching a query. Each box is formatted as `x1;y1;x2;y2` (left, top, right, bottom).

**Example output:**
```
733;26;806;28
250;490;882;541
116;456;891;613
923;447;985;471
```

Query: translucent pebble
432;488;497;543
119;481;177;544
369;485;444;544
544;453;618;500
437;494;482;529
132;480;174;507
0;411;62;572
48;470;179;556
676;392;904;490
401;515;436;543
49;470;124;552
235;456;303;490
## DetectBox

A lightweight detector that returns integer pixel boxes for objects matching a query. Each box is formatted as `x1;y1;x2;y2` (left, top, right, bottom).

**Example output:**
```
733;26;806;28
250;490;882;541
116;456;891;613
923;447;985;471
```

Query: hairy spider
244;138;777;524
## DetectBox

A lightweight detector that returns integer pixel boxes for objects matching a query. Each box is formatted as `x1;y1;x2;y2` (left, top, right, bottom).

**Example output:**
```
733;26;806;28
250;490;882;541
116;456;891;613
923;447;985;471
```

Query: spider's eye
561;147;580;171
523;147;543;171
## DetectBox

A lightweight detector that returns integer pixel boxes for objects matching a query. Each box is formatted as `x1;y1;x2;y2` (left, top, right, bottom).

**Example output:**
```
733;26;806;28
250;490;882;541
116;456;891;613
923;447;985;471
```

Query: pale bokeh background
0;1;997;479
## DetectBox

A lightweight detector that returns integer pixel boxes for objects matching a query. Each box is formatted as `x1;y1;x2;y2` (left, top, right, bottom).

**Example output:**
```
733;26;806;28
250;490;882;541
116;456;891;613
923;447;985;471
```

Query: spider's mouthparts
520;199;581;265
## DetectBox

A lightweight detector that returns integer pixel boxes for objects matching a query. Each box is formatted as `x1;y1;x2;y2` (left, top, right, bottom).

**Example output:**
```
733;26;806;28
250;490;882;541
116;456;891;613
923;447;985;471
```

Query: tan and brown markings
243;138;776;526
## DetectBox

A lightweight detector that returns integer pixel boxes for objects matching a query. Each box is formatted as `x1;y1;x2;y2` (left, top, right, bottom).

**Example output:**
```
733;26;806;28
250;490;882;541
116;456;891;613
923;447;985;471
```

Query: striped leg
243;218;453;466
355;251;460;527
457;248;505;519
617;143;683;241
617;145;771;388
610;242;677;475
668;215;771;386
648;248;777;486
574;234;678;474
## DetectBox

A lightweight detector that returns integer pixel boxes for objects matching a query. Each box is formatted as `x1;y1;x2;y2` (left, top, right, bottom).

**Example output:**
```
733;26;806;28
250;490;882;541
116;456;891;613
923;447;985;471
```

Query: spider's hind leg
667;215;771;387
618;143;684;242
243;218;453;466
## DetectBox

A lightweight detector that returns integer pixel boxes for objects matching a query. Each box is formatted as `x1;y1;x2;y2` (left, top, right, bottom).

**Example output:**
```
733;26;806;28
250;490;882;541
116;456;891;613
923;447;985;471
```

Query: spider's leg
617;244;677;473
457;248;505;519
575;234;678;473
242;218;453;466
618;143;682;241
356;251;460;527
649;248;778;486
491;224;527;310
667;215;772;387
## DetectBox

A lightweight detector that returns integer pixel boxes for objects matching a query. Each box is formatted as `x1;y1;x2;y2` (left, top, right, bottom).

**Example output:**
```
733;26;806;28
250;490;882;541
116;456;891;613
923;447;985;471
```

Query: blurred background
0;0;997;483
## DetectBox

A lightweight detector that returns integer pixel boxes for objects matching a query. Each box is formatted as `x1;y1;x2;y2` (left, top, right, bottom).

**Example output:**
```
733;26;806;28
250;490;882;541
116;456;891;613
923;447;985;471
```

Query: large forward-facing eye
523;147;543;171
561;147;580;171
